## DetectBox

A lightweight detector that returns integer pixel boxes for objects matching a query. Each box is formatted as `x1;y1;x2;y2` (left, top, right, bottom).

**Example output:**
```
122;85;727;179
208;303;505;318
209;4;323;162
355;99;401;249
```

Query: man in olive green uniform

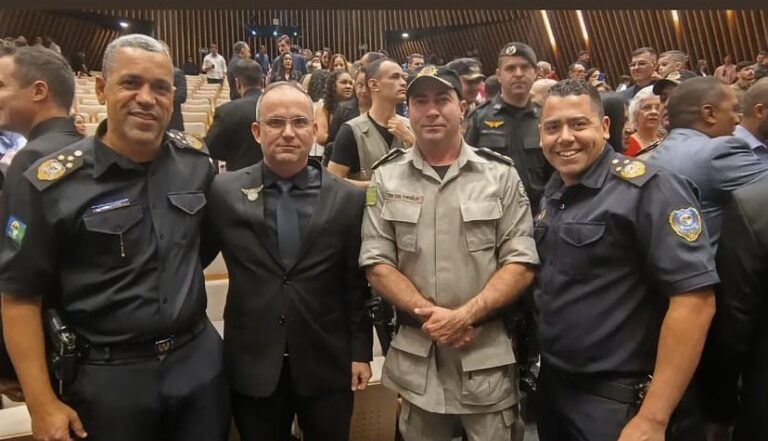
359;66;539;441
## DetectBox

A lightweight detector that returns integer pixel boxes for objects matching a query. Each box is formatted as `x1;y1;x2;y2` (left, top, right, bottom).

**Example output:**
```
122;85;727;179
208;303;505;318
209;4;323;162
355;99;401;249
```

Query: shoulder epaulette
167;130;209;155
23;146;86;192
371;148;406;170
466;100;491;119
473;147;515;166
608;155;658;187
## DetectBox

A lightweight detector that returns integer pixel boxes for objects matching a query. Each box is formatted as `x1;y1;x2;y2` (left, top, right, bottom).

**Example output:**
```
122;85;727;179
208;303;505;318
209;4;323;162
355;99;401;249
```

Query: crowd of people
0;28;768;441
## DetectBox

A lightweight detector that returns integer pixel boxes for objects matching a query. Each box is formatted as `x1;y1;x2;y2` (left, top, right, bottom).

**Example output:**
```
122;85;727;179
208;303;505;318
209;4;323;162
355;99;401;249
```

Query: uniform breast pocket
460;200;502;252
81;205;144;267
478;133;507;154
558;222;605;278
167;191;207;247
381;199;421;253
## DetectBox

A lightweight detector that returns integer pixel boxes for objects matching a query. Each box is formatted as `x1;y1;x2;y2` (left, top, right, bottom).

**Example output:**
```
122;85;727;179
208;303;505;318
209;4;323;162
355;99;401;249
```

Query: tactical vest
346;113;409;181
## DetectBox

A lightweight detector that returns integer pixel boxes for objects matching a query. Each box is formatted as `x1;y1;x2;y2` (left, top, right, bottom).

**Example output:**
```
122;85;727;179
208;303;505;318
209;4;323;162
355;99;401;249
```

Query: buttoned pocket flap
168;192;207;215
559;222;605;247
481;135;506;149
381;199;421;224
82;204;143;235
384;326;433;395
523;137;541;149
460;200;502;222
390;325;433;357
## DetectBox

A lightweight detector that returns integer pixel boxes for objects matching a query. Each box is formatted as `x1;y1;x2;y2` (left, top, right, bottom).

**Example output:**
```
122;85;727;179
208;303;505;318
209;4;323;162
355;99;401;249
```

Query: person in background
269;52;302;84
182;55;201;76
568;62;586;81
483;74;501;101
161;41;187;132
615;74;632;92
202;43;227;84
329;53;349;72
732;78;768;163
696;59;711;76
227;41;252;100
255;44;270;75
623;47;658;100
316;70;354;146
530;78;557;107
72;113;87;136
714;54;737;84
601;91;630;152
730;61;756;103
624;86;663;157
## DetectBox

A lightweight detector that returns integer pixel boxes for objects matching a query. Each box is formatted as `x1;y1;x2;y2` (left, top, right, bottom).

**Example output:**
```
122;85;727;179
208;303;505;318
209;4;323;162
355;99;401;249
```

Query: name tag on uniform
384;192;423;203
90;198;130;214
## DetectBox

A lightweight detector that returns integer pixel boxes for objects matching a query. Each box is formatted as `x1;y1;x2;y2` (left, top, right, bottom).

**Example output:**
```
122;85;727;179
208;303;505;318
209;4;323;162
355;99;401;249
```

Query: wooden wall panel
0;10;119;71
387;11;554;78
3;9;768;89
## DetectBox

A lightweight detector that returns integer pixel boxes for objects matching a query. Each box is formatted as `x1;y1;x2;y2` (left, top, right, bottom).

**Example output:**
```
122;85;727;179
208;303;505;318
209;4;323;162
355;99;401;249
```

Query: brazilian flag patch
6;216;27;246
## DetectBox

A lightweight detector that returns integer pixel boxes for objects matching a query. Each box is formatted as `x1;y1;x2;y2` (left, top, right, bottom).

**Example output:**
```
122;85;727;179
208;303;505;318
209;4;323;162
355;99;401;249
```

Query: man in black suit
227;41;251;101
699;171;768;440
204;81;372;441
205;58;263;171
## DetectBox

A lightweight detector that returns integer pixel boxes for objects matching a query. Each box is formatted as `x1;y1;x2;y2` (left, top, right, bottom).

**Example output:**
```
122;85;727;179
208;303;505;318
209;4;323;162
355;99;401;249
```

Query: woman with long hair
328;53;349;72
315;70;354;146
269;52;302;84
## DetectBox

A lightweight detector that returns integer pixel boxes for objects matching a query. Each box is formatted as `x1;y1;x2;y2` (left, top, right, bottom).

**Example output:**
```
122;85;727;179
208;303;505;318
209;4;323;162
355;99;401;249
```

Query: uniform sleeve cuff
664;269;720;296
498;236;541;266
359;239;398;268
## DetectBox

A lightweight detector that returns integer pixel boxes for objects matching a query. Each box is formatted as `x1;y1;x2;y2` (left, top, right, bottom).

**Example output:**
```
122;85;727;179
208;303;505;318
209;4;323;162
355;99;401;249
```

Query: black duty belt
83;318;207;361
545;364;652;405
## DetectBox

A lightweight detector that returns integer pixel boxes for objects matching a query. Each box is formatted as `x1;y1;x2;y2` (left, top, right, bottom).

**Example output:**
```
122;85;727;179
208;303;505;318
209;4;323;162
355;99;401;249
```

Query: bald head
530;78;557;107
667;77;729;130
743;77;768;117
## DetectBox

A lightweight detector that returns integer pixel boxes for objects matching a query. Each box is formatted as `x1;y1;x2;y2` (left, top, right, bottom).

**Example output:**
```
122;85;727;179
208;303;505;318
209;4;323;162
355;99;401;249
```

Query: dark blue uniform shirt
0;128;215;345
534;146;719;374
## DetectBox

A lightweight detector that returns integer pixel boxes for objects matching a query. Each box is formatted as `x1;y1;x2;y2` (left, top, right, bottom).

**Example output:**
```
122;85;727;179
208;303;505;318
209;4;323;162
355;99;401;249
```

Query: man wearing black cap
464;42;552;212
360;65;538;441
446;58;486;115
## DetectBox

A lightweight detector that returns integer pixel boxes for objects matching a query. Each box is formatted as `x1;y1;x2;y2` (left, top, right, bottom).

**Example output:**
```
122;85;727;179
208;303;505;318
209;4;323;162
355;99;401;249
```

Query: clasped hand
414;306;475;349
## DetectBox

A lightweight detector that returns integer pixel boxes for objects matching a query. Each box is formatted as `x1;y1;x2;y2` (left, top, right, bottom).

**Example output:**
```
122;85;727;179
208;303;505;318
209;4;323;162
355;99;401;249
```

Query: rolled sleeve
359;170;398;269
639;172;719;296
496;167;540;267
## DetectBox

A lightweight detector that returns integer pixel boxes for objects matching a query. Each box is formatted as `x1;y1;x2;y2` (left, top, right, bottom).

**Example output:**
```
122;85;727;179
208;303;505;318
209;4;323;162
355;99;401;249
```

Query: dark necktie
276;180;301;266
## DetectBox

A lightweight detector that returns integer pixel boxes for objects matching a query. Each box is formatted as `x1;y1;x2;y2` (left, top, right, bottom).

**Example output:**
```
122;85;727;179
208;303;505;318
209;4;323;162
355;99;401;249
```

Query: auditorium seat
184;122;206;138
83;123;99;136
78;104;106;119
182;112;209;126
182;104;212;115
185;98;211;107
95;113;107;123
0;398;31;440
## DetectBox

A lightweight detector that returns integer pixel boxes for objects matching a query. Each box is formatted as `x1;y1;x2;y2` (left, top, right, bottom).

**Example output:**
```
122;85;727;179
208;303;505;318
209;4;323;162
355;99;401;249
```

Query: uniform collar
492;95;538;116
734;124;766;151
93;120;171;178
27;117;79;142
544;145;612;199
409;139;487;171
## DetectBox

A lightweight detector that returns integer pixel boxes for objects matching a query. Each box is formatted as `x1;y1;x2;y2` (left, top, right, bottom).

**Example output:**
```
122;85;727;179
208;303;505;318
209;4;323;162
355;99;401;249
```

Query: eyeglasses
261;116;313;130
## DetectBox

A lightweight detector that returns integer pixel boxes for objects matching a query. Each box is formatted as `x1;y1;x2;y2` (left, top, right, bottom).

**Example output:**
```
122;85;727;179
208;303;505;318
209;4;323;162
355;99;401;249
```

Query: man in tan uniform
359;65;539;441
328;58;414;188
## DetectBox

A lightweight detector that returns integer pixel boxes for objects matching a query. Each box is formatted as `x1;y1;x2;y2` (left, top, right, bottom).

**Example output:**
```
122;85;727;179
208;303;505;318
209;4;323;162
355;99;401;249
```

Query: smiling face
539;93;610;186
630;51;656;85
95;47;173;149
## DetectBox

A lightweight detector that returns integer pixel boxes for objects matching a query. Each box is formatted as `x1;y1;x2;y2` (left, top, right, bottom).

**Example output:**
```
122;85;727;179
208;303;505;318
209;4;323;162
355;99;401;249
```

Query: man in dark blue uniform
0;34;228;441
533;80;718;441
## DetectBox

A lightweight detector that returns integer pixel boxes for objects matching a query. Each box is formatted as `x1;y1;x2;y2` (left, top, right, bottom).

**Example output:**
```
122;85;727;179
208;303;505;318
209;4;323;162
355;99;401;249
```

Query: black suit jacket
204;161;372;398
204;88;262;172
699;172;768;434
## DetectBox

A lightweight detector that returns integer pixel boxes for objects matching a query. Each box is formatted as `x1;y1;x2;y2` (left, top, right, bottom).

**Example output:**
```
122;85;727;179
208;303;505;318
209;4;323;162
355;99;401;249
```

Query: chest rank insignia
619;160;646;179
37;159;67;181
241;185;264;202
483;120;505;129
669;207;702;242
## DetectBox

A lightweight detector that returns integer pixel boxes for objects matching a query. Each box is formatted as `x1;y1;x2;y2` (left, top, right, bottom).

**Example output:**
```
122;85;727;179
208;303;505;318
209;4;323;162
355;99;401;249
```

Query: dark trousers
536;363;704;441
232;357;353;441
207;77;224;84
67;321;230;441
